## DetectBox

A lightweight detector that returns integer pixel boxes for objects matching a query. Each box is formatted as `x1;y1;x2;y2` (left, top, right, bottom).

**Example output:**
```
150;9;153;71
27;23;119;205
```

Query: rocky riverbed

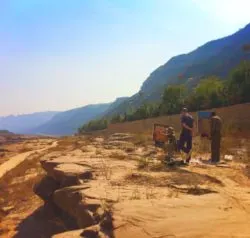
1;134;250;238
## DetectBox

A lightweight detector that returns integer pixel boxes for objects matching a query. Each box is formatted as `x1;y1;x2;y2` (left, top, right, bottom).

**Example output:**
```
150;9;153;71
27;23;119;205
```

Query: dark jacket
210;116;222;137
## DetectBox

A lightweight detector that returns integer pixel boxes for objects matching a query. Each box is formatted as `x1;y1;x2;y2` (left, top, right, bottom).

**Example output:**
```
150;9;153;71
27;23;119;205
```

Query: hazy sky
1;0;250;116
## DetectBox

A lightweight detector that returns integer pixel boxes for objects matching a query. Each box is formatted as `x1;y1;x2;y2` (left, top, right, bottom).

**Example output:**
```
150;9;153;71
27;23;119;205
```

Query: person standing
178;108;194;164
210;111;222;163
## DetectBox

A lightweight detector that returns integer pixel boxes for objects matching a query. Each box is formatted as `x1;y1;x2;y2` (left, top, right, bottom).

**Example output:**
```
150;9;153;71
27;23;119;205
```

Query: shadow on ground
127;165;223;185
168;184;218;195
14;206;66;238
14;204;116;238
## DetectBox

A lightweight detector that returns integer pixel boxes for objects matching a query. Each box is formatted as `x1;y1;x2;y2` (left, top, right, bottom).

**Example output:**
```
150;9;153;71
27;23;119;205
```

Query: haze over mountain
30;104;111;136
29;97;128;136
2;23;250;136
104;23;250;116
2;0;250;117
0;97;129;136
0;111;58;134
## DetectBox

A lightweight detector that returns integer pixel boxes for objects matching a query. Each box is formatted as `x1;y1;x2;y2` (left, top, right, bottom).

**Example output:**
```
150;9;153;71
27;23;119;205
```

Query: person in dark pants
210;111;222;163
178;108;194;164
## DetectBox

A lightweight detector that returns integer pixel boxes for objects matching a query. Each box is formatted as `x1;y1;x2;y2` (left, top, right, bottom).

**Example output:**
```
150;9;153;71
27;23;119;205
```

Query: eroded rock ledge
33;134;134;238
32;133;250;238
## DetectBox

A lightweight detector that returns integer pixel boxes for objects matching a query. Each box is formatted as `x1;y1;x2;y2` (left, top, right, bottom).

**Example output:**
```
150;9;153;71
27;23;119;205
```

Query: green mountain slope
106;23;250;116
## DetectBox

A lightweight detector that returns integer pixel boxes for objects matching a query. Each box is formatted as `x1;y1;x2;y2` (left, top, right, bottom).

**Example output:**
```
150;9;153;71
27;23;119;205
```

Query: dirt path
0;140;63;238
0;141;57;179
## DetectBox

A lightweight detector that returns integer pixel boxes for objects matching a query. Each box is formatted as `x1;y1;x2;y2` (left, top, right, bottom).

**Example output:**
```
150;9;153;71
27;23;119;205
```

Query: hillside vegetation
79;60;250;133
95;23;250;118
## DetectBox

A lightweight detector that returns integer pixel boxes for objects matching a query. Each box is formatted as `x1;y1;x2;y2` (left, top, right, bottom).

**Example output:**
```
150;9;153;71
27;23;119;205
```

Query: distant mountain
0;97;129;136
4;24;250;134
98;97;129;117
30;103;112;136
0;130;14;135
0;111;58;134
107;23;250;116
31;97;130;136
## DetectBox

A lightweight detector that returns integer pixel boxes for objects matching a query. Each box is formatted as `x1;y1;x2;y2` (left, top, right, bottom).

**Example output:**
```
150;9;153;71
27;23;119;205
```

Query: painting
197;111;212;137
152;123;168;147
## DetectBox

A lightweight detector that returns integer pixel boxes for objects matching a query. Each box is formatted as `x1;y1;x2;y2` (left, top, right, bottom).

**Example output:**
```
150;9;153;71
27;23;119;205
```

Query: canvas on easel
197;111;212;137
152;123;168;147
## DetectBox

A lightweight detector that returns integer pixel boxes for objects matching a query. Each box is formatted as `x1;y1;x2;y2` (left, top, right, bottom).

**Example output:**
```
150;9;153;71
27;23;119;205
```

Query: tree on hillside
187;77;224;110
159;85;187;115
78;61;250;132
78;118;108;133
110;114;122;124
148;103;160;117
227;61;250;104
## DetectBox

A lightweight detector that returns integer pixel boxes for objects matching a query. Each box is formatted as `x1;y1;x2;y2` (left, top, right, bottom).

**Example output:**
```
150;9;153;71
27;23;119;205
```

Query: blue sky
0;0;249;116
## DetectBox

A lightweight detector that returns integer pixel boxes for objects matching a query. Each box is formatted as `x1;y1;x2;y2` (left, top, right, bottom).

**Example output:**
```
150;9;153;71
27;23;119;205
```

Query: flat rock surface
30;134;250;237
52;229;84;238
53;163;93;180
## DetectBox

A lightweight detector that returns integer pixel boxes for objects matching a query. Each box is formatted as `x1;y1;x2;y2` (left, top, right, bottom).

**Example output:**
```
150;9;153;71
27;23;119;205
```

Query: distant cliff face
107;23;250;116
141;23;250;93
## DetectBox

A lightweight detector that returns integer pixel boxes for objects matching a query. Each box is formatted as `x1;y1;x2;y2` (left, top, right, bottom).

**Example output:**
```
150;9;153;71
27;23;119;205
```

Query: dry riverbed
0;134;250;238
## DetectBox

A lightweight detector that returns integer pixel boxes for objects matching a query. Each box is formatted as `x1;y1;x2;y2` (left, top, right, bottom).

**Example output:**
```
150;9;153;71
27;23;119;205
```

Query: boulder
53;185;95;228
40;157;61;176
53;163;93;186
53;186;88;212
52;225;102;238
33;176;59;202
40;157;93;186
52;229;84;238
81;185;117;203
105;140;134;150
76;208;95;228
108;133;133;141
81;225;100;238
82;198;102;212
93;137;104;144
99;211;113;231
41;157;96;169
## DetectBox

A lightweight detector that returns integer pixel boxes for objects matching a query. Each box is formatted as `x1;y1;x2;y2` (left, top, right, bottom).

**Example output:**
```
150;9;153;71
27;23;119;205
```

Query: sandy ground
84;152;250;237
0;139;62;238
113;173;250;238
0;135;250;238
0;140;57;179
0;139;55;165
